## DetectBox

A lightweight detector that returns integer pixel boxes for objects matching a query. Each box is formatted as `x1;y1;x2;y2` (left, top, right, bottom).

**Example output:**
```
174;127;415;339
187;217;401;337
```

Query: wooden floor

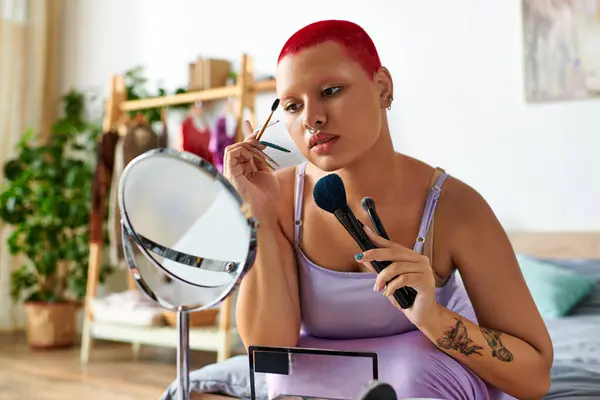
0;332;217;399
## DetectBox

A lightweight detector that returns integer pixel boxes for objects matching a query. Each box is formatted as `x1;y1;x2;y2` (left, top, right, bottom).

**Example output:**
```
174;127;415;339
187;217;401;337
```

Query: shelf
254;79;277;92
89;320;238;351
119;79;277;112
120;86;239;111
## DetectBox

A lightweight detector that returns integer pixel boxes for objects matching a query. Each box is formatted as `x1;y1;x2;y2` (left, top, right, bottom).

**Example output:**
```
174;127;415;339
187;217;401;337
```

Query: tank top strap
413;167;450;255
293;162;309;247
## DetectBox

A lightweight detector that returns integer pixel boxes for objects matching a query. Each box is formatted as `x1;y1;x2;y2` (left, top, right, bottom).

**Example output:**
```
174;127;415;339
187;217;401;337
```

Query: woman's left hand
356;226;440;329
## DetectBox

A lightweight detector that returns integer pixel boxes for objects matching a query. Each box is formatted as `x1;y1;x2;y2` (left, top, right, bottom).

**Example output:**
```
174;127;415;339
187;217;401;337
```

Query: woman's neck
337;126;401;206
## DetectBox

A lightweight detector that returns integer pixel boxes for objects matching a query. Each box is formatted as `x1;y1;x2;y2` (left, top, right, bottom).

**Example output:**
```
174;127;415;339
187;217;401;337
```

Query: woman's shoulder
394;155;488;234
403;155;488;216
431;166;499;243
439;174;490;220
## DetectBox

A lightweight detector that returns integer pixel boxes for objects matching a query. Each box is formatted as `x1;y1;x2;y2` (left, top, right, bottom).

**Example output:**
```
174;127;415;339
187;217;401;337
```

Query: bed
162;231;600;400
509;231;600;399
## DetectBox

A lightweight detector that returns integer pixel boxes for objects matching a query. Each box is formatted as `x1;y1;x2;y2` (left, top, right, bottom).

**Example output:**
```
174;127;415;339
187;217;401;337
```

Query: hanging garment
158;109;169;149
209;113;237;172
180;116;213;163
90;131;120;244
108;122;162;268
158;121;169;148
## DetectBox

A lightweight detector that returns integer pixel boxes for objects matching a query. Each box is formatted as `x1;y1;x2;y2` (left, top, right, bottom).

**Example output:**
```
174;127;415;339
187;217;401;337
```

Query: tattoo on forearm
479;327;514;362
436;318;484;356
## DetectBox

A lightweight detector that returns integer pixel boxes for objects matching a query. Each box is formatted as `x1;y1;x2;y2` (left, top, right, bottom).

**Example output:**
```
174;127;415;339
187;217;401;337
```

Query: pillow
517;254;596;319
534;258;600;316
535;258;600;280
160;355;267;400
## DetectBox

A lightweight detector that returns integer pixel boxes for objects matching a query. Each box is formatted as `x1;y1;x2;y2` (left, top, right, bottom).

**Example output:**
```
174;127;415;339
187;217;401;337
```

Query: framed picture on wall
522;0;600;102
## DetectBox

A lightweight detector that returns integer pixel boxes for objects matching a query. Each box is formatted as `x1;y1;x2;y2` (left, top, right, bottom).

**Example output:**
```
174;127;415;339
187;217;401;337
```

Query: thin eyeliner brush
361;197;390;240
362;197;418;298
255;98;280;142
248;99;280;170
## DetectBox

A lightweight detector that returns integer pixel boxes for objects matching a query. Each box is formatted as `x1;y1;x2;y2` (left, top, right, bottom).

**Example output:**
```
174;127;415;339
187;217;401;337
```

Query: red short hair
277;20;382;78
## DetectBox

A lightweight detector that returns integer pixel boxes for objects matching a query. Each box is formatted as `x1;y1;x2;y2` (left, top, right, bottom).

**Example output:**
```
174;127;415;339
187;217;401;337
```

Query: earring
387;95;394;110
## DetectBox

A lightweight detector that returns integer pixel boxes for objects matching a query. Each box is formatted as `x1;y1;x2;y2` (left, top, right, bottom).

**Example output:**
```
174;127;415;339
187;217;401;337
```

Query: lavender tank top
293;162;475;340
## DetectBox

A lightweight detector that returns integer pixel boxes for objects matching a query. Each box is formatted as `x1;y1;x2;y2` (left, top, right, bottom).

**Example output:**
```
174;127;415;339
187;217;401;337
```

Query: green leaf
16;128;34;148
3;160;23;181
10;265;38;302
7;229;24;255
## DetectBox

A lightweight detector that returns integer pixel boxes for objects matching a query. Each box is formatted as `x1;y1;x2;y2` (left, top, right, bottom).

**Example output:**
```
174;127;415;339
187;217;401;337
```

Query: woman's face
276;41;389;171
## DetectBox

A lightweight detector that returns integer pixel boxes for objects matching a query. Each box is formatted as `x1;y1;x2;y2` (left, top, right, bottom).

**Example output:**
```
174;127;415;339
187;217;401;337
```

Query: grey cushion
160;355;266;400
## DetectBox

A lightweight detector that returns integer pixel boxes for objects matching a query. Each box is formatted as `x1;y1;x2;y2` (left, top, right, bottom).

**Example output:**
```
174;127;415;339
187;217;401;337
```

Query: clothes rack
80;54;276;364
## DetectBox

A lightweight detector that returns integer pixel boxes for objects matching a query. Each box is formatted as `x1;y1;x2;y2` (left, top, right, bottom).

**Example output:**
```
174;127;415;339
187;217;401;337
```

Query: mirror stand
177;309;191;400
117;149;258;400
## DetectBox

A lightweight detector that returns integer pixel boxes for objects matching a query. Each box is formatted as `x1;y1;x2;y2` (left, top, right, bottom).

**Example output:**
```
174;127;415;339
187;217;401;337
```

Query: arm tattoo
436;318;484;356
479;327;514;362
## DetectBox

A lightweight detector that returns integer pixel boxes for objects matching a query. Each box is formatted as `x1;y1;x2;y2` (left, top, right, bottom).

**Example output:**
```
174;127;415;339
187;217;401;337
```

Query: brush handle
251;154;275;171
333;206;417;309
372;260;418;309
259;140;290;153
255;113;273;141
366;209;390;241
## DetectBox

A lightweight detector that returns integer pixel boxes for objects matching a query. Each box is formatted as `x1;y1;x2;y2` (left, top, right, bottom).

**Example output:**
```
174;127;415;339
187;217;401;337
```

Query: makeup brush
252;119;279;135
255;98;280;142
259;140;291;153
250;147;279;170
361;197;390;240
361;196;418;299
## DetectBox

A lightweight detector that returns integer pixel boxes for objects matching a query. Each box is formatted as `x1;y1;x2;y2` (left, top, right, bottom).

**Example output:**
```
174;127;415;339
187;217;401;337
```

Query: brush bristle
271;98;280;112
361;197;375;211
313;174;347;214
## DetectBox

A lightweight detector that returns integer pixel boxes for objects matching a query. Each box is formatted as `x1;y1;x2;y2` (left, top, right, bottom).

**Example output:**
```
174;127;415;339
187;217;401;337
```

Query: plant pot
24;301;80;349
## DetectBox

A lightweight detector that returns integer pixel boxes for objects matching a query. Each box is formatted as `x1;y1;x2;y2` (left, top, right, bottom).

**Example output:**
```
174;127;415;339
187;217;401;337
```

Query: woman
225;20;552;400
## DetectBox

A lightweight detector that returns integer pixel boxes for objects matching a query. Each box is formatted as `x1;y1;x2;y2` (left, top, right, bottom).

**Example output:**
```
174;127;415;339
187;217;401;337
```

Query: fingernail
354;253;363;261
373;283;379;292
382;287;388;297
364;226;372;232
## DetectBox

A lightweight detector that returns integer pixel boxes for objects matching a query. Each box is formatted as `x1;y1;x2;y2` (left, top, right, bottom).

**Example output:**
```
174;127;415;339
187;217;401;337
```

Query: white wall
61;0;600;231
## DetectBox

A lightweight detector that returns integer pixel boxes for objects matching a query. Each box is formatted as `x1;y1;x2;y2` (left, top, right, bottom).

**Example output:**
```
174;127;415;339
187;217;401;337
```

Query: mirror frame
117;148;258;312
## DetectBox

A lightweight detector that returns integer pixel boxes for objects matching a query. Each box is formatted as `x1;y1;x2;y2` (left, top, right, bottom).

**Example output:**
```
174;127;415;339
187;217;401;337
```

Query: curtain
0;0;63;331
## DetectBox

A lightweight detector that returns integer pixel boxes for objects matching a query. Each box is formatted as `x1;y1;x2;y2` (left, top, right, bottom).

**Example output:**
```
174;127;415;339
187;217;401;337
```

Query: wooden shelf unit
80;53;275;364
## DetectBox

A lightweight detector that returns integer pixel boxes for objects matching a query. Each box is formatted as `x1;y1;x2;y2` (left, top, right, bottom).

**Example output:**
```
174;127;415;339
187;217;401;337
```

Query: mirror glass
118;148;257;312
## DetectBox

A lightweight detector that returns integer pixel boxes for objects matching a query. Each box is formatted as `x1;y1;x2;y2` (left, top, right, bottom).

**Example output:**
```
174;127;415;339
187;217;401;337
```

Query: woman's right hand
223;121;281;222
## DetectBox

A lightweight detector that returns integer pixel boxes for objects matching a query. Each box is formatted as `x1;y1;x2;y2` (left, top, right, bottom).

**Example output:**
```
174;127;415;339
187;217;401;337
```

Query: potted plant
0;89;112;349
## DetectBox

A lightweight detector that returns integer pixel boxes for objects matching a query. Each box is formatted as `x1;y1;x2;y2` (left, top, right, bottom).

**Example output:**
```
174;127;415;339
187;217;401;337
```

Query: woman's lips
309;132;338;147
310;136;339;154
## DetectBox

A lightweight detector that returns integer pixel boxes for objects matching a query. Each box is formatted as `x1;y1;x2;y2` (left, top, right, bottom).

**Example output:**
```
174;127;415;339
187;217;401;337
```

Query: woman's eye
284;103;300;113
322;86;342;97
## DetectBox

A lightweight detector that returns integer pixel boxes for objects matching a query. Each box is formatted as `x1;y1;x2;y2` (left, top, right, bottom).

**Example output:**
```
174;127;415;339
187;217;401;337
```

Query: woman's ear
374;66;394;109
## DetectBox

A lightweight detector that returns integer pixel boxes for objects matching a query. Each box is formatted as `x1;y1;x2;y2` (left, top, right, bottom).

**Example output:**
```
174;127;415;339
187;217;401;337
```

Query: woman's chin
309;154;354;172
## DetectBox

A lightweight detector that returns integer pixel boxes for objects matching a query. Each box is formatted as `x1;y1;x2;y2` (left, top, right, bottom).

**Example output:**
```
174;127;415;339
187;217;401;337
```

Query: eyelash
284;86;344;113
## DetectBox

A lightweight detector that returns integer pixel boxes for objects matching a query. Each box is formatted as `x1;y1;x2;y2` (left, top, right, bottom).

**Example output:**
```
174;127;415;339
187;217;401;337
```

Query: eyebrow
279;74;347;102
315;74;345;86
279;93;296;103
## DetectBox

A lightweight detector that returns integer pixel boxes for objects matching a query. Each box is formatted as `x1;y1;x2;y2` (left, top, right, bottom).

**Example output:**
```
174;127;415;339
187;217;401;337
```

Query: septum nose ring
307;121;322;135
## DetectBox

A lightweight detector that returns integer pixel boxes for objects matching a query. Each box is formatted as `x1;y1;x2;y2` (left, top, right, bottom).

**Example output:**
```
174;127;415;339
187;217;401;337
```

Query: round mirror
117;148;257;400
118;148;257;311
